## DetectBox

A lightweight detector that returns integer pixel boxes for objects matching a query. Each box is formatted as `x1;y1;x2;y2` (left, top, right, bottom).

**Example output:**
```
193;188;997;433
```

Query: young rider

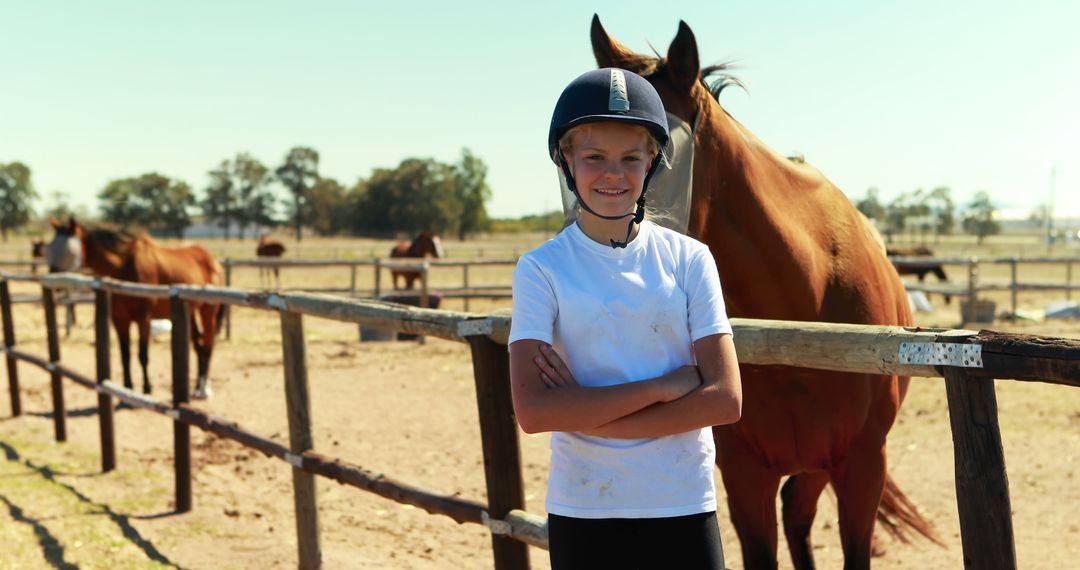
508;68;743;569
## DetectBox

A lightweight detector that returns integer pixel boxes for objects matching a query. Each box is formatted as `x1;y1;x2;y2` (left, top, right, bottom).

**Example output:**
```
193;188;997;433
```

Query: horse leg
190;304;216;399
115;319;134;390
717;436;783;569
780;471;831;570
137;319;152;394
830;442;887;570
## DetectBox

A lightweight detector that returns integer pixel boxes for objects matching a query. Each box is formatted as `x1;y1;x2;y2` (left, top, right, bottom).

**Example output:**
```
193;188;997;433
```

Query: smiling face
564;121;656;224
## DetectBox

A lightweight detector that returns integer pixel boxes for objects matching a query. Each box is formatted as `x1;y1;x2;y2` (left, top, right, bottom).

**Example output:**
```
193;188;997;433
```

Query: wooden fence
221;257;516;339
893;255;1079;320
2;271;1079;569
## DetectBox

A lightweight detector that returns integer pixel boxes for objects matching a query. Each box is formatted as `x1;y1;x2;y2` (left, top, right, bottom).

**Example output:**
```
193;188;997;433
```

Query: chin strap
559;151;665;249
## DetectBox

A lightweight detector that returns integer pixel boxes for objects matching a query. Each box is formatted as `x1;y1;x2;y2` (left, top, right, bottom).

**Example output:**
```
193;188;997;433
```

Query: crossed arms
508;333;742;438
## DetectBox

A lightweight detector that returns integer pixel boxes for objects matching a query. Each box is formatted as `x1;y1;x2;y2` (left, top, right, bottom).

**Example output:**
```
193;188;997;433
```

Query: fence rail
2;271;1079;569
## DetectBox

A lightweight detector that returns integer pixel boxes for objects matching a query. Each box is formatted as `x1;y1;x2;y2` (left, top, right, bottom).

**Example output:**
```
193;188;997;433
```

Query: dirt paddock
1;275;1078;568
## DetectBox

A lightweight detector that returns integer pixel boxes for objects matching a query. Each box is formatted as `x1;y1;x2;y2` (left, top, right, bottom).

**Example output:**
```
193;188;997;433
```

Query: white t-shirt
509;220;732;519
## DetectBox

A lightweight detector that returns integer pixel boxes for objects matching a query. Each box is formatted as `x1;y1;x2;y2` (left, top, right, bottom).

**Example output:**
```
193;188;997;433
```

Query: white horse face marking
431;236;444;258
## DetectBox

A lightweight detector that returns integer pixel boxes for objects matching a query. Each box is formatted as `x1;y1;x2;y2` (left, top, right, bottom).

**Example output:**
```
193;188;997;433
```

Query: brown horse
389;232;443;290
45;218;226;399
256;233;286;289
591;17;938;568
886;246;949;282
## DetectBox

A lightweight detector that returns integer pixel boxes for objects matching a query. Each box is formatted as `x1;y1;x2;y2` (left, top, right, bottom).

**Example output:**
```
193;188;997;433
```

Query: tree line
855;186;1002;245
0;147;492;241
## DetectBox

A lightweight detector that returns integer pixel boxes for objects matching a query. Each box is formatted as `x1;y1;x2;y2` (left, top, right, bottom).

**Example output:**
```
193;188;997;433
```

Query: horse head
416;232;444;258
591;16;751;241
45;217;86;273
31;239;45;259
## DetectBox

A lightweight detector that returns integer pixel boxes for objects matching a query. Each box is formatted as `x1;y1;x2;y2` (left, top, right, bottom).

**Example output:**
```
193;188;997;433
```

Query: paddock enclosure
0;237;1079;568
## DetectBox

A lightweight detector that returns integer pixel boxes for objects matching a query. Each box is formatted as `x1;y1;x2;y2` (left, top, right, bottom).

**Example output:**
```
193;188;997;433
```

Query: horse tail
876;472;944;546
215;303;228;338
204;250;228;337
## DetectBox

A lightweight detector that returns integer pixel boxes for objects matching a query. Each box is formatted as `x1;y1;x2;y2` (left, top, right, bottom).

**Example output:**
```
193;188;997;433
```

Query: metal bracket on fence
284;452;304;468
165;409;181;421
267;294;287;310
457;318;493;337
481;511;512;536
46;362;57;372
899;342;983;368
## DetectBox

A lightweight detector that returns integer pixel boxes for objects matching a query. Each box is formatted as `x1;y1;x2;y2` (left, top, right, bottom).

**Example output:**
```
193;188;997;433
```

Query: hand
656;365;702;402
533;344;578;389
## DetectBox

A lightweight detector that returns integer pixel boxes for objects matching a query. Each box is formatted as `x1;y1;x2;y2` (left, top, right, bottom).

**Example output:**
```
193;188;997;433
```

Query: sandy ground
0;280;1078;569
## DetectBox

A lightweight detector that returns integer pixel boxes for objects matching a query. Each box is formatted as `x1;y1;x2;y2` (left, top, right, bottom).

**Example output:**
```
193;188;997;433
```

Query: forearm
582;383;741;439
514;379;663;434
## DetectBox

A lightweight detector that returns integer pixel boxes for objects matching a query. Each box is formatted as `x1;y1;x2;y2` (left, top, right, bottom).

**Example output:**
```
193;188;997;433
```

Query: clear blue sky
3;0;1078;221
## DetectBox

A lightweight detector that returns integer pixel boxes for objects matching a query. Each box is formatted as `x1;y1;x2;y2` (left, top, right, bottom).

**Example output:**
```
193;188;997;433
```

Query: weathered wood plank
95;290;116;472
468;335;529;570
170;294;192;513
281;310;321;569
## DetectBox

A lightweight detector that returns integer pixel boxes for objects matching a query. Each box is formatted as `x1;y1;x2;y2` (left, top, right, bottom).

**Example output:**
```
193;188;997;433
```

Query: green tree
201;161;236;239
0;161;38;241
452;148;492;240
274;146;319;241
232;153;274;238
99;177;146;227
306;177;349;236
357;158;460;236
961;191;1001;245
924;186;955;242
855;187;885;223
99;173;195;236
201;153;276;239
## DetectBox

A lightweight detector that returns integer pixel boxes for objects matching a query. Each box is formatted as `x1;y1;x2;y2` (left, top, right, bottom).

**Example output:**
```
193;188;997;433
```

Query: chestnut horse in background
45;218;226;400
389;232;443;290
592;17;939;568
256;233;286;289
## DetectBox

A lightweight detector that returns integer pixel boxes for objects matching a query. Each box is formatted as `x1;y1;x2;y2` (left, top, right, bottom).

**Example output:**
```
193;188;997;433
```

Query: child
508;68;743;569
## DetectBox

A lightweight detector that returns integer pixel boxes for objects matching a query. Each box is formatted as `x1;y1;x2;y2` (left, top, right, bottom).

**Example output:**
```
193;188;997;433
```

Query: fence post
1009;257;1018;321
463;264;470;312
170;293;192;513
95;288;116;472
373;258;382;299
349;264;357;295
1;279;20;417
966;257;979;325
943;367;1016;570
225;261;233;340
466;333;529;570
280;310;321;569
42;286;66;442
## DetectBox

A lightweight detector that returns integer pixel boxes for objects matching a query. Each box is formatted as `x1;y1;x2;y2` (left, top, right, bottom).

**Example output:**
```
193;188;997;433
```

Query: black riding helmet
549;68;670;248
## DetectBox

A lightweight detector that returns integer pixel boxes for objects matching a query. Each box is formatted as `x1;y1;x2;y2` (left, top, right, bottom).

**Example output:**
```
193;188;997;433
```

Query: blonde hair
555;122;663;163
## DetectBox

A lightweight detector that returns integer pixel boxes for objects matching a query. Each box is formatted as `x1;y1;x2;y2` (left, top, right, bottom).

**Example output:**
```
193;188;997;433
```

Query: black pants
547;511;726;569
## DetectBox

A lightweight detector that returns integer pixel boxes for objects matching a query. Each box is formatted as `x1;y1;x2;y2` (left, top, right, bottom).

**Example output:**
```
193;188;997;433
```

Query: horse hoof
192;386;211;400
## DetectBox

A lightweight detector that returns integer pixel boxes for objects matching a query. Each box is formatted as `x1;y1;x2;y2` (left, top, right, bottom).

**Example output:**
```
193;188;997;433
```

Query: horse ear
67;217;78;232
591;14;637;69
665;20;701;91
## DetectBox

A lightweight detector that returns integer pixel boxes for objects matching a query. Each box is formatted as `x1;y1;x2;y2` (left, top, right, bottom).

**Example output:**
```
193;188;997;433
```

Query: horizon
3;1;1078;220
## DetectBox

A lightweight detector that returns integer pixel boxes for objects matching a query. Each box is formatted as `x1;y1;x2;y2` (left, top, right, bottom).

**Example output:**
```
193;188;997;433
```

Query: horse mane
85;226;141;256
603;46;745;104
